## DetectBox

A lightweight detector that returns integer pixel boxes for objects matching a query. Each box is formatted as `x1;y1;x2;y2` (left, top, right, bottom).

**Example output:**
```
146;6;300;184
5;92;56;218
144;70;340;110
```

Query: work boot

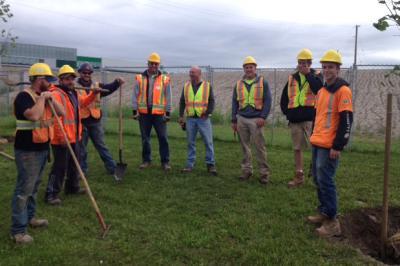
307;213;328;225
29;218;49;228
181;167;193;173
162;163;171;171
139;162;151;170
65;188;86;195
288;170;305;188
13;233;33;245
315;218;341;237
46;197;62;206
239;172;252;181
259;175;270;185
207;164;217;176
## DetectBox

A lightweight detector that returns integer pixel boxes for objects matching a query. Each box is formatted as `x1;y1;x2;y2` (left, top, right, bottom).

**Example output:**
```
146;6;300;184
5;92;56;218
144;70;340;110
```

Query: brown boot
315;218;341;237
288;170;305;188
139;162;151;170
239;172;252;181
13;233;33;245
259;175;270;185
207;164;217;176
181;167;193;173
307;213;328;225
29;217;49;228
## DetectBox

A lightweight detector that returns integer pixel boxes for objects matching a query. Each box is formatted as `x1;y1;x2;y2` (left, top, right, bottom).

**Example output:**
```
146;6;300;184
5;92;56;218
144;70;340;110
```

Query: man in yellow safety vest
178;66;217;175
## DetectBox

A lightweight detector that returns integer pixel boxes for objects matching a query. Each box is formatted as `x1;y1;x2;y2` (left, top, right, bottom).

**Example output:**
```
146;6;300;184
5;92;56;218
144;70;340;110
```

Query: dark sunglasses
81;71;92;75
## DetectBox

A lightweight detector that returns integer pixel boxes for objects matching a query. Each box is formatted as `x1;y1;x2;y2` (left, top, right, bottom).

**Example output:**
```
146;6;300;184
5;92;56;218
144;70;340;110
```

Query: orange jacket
50;85;97;145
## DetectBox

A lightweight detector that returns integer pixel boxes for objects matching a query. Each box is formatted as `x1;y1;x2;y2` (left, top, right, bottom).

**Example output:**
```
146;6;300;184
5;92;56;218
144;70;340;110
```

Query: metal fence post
101;69;108;128
270;68;278;145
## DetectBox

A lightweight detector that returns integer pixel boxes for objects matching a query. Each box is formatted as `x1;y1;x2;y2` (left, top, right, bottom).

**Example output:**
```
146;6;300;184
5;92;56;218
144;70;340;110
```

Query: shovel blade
100;224;111;239
115;163;127;181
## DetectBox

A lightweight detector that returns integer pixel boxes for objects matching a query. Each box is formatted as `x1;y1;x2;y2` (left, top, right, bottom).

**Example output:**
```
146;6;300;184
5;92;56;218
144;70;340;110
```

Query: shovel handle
73;86;109;93
118;84;123;151
48;100;108;232
0;151;15;161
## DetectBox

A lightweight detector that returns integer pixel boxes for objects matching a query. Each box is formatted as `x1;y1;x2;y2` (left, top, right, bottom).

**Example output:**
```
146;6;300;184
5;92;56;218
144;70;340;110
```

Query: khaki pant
237;116;270;176
289;121;312;151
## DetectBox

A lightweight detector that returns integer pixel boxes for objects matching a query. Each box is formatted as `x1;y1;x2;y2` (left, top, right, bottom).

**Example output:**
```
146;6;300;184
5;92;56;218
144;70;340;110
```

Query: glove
132;110;139;120
164;112;171;122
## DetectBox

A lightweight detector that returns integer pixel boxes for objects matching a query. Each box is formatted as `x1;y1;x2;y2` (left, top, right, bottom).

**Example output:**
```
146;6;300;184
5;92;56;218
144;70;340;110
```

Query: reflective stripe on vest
236;76;264;110
287;74;316;109
136;74;170;115
325;93;335;129
15;88;54;143
184;81;210;117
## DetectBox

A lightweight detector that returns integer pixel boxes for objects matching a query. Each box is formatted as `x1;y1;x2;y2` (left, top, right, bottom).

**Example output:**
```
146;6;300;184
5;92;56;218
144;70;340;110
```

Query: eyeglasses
148;62;159;66
81;72;92;75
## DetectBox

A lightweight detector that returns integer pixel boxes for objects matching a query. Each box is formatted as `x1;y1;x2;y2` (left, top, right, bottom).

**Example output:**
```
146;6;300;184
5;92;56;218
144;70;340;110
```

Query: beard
39;81;50;92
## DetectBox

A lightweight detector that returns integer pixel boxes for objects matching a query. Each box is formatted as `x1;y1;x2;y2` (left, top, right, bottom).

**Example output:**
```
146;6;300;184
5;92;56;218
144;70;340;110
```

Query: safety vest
78;86;101;119
136;73;170;115
287;74;316;109
236;76;264;110
15;88;54;143
184;81;210;117
50;86;82;145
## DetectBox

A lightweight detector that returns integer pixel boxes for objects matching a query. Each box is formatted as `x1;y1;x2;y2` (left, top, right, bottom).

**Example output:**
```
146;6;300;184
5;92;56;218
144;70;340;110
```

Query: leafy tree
373;0;400;31
0;0;17;56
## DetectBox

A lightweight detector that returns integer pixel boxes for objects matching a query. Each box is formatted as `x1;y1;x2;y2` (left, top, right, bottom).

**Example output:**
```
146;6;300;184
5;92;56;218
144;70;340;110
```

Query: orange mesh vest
15;88;54;143
136;74;170;115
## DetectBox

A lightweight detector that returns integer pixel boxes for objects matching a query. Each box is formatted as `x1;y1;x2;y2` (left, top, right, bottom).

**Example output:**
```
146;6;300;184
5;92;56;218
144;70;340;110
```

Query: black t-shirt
14;91;49;151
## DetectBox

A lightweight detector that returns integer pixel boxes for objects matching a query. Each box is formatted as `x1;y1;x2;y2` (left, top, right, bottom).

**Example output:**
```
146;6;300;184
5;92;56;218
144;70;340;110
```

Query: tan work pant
237;115;270;176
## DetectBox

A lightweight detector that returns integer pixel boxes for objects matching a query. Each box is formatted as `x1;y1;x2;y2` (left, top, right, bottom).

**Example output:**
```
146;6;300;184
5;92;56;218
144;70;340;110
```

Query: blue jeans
11;149;48;235
312;146;339;219
139;114;169;164
80;121;116;175
186;118;215;168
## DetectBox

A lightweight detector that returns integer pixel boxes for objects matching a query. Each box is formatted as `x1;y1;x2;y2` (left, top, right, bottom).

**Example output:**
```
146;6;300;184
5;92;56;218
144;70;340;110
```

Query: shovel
48;100;111;238
115;84;127;181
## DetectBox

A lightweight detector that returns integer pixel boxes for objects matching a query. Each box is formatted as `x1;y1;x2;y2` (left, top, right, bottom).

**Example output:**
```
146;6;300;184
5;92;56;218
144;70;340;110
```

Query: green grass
0;117;399;265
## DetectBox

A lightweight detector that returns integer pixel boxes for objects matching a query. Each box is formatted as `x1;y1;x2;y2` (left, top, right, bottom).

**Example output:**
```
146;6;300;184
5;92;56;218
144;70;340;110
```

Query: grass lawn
0;117;399;265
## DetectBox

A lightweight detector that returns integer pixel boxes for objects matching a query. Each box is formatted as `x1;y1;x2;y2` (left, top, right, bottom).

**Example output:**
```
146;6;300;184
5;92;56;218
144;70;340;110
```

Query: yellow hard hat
58;65;77;78
148;52;161;63
297;48;313;60
29;63;55;78
243;56;257;66
320;50;342;65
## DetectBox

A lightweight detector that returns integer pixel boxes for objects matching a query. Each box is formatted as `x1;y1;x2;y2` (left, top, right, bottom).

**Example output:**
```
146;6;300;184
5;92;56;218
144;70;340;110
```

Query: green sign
77;56;102;69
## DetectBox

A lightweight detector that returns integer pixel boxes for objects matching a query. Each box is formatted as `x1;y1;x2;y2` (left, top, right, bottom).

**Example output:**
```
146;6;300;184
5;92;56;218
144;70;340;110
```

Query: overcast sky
4;0;400;67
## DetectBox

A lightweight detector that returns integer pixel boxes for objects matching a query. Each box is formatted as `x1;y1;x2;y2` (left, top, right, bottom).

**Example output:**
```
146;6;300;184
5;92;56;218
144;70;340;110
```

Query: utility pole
353;25;359;68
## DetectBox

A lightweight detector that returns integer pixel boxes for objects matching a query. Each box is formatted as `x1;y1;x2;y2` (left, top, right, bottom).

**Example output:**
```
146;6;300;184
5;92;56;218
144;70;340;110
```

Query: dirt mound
339;207;400;264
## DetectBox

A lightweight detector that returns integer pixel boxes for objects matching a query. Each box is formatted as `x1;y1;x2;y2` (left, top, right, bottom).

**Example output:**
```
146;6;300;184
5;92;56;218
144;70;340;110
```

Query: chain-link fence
0;64;399;142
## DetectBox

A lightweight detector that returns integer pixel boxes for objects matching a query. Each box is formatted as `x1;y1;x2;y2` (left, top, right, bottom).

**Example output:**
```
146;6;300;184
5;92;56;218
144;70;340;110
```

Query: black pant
45;143;80;200
139;114;169;164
